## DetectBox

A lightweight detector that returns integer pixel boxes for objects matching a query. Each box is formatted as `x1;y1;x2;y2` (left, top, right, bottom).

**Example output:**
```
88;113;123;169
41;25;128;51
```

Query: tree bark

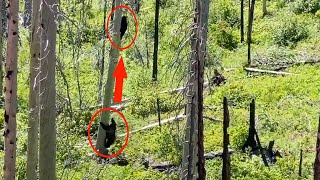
26;0;41;178
2;0;19;179
0;0;4;97
222;97;230;180
262;0;267;17
97;0;108;104
299;149;303;177
242;99;257;152
314;115;320;180
152;0;160;81
38;1;58;179
23;0;32;27
240;0;244;43
247;0;256;66
96;0;122;155
181;0;210;179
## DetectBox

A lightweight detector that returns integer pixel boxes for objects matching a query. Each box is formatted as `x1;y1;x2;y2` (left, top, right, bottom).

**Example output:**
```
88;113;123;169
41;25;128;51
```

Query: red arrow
113;57;127;102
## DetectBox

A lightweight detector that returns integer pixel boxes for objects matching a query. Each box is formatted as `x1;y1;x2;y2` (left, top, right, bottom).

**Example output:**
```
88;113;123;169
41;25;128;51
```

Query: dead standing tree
222;97;230;180
95;0;123;155
181;0;210;179
240;0;244;43
314;115;320;179
247;0;256;66
3;0;19;179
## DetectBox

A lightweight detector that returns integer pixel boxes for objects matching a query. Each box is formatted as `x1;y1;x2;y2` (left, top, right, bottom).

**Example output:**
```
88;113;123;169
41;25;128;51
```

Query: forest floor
1;0;320;179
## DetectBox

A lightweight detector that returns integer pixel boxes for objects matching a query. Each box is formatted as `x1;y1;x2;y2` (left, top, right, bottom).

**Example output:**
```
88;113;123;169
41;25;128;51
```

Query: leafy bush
156;129;183;165
212;21;238;50
211;0;240;27
273;18;308;47
230;125;248;150
290;0;320;14
128;89;178;118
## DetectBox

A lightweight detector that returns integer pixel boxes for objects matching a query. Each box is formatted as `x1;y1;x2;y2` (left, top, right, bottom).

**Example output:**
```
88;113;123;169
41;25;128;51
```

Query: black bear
100;118;117;149
120;16;128;39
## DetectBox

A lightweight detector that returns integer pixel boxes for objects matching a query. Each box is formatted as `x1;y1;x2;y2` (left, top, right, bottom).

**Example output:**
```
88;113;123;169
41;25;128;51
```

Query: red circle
87;108;129;159
106;5;138;51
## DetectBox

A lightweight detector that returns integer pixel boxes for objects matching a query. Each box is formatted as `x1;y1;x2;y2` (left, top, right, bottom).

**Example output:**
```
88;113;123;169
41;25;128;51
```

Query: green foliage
289;0;320;14
230;125;248;150
156;128;183;165
211;21;238;50
128;89;178;118
126;68;178;118
16;156;27;180
272;18;308;47
211;0;240;27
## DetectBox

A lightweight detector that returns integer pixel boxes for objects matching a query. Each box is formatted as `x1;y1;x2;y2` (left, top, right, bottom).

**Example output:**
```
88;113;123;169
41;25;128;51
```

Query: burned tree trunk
255;130;269;167
314;115;320;179
157;98;161;128
222;97;230;180
247;0;256;66
181;0;210;179
299;149;303;177
152;0;160;81
242;99;258;152
240;0;244;43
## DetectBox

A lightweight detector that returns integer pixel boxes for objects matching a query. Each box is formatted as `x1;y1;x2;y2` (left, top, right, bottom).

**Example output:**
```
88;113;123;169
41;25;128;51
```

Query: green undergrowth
1;0;320;179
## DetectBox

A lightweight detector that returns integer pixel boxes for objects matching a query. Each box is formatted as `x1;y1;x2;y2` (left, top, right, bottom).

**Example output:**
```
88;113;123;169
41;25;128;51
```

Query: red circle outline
87;108;129;159
106;5;138;51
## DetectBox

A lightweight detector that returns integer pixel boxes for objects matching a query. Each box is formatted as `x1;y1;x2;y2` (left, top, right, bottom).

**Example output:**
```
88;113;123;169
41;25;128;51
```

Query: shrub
128;89;178;119
273;18;308;47
156;129;183;165
211;0;240;27
290;0;320;14
212;21;238;50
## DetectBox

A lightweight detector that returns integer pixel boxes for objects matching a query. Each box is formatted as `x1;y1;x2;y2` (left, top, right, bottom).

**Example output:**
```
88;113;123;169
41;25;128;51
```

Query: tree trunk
26;0;41;179
262;0;267;17
222;97;230;180
181;0;210;179
314;115;320;179
96;0;122;155
0;0;4;97
23;0;32;27
247;0;256;66
240;0;244;42
242;99;257;152
97;0;108;104
152;0;160;81
38;1;58;179
2;0;19;179
299;149;303;177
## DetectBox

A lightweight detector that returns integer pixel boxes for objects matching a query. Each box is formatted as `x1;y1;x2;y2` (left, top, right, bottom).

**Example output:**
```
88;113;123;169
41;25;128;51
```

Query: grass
1;0;320;179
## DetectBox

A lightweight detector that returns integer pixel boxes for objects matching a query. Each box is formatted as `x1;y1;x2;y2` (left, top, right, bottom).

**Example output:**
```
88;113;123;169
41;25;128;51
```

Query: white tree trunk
2;0;19;179
95;0;122;154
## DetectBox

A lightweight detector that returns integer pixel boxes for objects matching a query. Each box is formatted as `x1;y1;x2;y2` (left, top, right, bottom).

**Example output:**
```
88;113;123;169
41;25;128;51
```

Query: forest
1;0;320;179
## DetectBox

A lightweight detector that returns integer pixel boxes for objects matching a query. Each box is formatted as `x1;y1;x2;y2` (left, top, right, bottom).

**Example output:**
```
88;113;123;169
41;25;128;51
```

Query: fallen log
244;67;293;75
118;114;186;137
161;82;209;94
204;149;234;160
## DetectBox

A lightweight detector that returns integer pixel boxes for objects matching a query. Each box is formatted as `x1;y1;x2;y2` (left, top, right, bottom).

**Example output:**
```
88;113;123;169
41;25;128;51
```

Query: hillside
1;0;320;179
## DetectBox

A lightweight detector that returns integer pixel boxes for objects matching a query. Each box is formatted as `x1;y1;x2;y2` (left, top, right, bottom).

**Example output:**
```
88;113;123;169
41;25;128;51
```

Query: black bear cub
100;118;117;149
